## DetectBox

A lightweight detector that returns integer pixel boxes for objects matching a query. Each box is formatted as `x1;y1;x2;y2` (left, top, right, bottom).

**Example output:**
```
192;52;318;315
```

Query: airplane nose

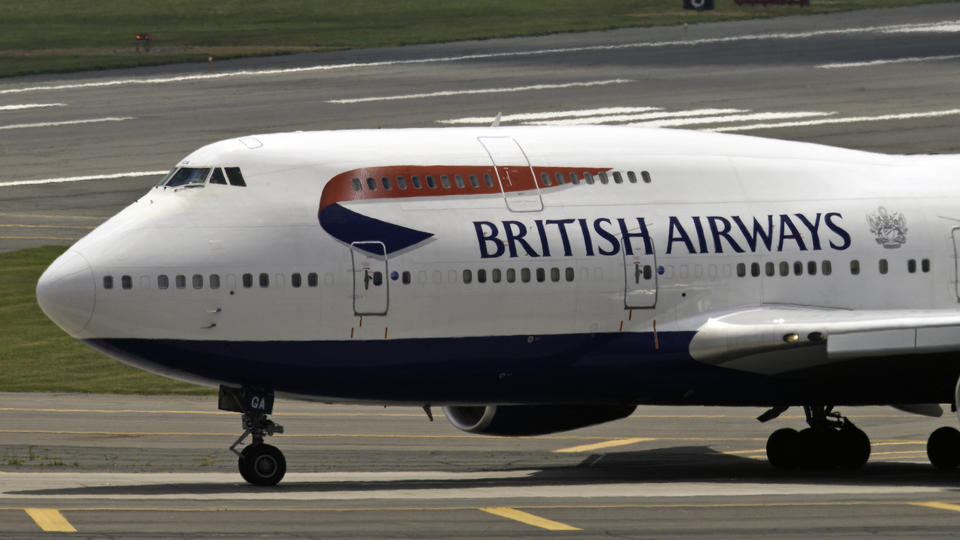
36;250;95;336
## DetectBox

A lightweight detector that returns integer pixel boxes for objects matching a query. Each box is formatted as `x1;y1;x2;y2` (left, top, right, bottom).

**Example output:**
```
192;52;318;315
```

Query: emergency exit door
622;232;658;309
478;137;543;212
351;241;388;315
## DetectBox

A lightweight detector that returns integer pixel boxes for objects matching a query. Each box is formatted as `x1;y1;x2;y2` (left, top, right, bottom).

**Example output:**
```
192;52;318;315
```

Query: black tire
838;426;870;469
767;428;800;469
927;426;960;469
238;444;286;486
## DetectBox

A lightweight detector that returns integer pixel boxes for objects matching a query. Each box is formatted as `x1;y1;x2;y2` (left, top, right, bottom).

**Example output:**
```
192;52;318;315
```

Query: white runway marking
0;103;65;111
2;19;958;95
325;80;632;104
882;22;960;33
0;471;944;501
438;107;661;125
633;111;832;128
818;54;960;69
0;170;167;188
709;109;960;132
532;108;746;126
0;116;133;131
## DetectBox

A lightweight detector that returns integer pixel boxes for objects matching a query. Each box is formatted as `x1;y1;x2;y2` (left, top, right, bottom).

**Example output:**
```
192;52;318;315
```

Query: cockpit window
165;167;210;187
225;167;246;187
209;168;228;185
156;168;178;187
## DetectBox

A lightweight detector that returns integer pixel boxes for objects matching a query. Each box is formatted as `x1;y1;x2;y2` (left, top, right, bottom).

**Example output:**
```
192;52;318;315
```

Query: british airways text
474;213;851;258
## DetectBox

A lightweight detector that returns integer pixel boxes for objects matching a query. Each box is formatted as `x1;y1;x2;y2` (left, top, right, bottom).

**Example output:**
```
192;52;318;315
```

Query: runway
3;2;960;537
2;393;960;538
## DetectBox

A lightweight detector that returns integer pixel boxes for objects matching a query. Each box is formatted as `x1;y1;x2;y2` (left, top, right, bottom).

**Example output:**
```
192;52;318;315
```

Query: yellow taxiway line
24;508;76;533
553;437;656;453
479;507;580;531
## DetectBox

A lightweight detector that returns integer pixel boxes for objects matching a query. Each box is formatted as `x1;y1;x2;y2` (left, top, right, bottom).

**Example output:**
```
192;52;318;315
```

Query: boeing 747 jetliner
35;126;960;485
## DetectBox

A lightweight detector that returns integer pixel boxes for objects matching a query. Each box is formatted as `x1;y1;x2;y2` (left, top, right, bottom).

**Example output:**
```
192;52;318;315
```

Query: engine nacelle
443;404;636;436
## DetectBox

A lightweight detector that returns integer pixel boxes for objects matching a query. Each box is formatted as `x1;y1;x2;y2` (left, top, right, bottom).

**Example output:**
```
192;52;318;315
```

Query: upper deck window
165;167;210;187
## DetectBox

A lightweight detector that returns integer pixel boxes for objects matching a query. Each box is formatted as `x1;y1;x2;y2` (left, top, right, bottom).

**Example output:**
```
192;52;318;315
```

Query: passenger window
627;171;638;183
210;274;220;289
541;172;552;187
176;275;186;289
307;273;318;287
555;172;565;185
165;167;210;187
566;267;575;281
381;177;392;190
483;173;494;187
455;175;465;189
225;167;246;186
426;175;437;189
440;175;451;189
765;262;774;277
922;258;931;272
492;269;502;283
463;269;472;284
103;276;113;289
477;269;487;283
613;171;623;184
469;174;479;188
397;176;407;190
807;261;817;276
402;271;411;284
507;268;516;283
192;274;203;289
366;177;377;190
242;273;253;288
521;268;531;282
119;275;132;289
821;261;831;276
793;262;802;276
259;273;269;287
641;171;652;183
411;175;422;189
551;268;560;282
569;172;580;184
584;172;595;185
779;261;789;276
736;263;746;277
879;259;888;275
599;172;609;184
291;273;302;288
352;178;362;192
536;268;546;282
158;275;169;289
908;259;917;273
209;168;228;185
850;260;860;275
751;262;760;277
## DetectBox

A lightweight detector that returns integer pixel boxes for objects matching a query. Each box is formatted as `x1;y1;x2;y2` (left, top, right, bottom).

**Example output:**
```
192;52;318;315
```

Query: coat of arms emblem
866;207;907;248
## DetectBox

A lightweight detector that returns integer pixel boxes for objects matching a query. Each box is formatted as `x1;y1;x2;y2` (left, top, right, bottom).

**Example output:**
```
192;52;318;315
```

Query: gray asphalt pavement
3;3;960;537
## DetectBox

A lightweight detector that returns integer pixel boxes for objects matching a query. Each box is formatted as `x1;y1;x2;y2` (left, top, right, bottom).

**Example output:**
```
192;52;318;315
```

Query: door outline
622;232;658;309
351;241;389;316
952;227;960;302
477;136;543;212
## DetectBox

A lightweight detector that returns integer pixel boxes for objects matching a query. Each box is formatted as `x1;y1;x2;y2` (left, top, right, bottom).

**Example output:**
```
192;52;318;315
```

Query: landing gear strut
220;385;286;486
766;405;870;469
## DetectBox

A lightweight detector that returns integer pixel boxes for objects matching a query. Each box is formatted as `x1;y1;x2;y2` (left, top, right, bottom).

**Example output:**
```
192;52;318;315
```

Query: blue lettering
707;216;744;254
474;221;504;259
593;218;620;256
777;214;807;251
578;218;595;256
534;220;551;257
825;212;851;250
504;221;539;258
667;217;696;254
691;216;709;253
732;215;774;252
795;213;823;250
545;219;576;256
617;218;653;255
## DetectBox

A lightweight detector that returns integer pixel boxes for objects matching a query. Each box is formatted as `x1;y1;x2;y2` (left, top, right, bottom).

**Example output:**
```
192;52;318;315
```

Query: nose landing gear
220;385;286;486
765;405;870;469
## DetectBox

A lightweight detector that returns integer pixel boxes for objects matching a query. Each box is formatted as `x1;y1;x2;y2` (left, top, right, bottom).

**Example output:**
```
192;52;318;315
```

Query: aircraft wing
689;306;960;375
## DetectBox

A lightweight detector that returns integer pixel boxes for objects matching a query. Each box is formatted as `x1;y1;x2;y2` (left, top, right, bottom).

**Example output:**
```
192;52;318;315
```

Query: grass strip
0;246;209;394
0;0;955;78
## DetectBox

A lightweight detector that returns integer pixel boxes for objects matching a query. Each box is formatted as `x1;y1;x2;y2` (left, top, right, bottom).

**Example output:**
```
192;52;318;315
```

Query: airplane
35;125;960;486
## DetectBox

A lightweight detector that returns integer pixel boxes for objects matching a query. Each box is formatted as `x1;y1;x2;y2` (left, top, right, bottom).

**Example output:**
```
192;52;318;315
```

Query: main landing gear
928;426;960;469
220;385;286;486
765;405;871;469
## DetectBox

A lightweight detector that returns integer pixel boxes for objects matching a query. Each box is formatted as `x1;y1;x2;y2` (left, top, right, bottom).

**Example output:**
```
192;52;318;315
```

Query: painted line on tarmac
633;111;832;128
529;108;747;126
818;53;960;69
479;507;580;531
911;501;960;513
24;508;76;533
438;107;662;124
0;406;428;417
3;20;958;96
0;235;81;241
0;170;166;188
0;212;109;220
709;109;960;132
0;224;95;230
553;437;656;453
0;116;133;131
326;80;631;104
0;103;65;111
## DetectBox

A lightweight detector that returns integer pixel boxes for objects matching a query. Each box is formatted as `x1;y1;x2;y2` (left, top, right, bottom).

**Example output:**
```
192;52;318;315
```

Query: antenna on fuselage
490;112;501;127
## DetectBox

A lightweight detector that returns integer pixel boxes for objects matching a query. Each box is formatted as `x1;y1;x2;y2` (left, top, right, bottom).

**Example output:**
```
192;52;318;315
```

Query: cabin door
351;241;389;316
477;136;543;212
953;228;960;302
622;231;658;309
